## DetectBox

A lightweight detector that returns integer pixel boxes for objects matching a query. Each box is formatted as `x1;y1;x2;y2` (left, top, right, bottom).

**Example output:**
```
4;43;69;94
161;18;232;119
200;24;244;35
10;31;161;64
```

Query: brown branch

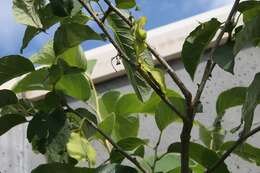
192;0;241;107
151;132;163;173
206;125;260;173
66;104;148;173
103;0;192;102
77;0;186;121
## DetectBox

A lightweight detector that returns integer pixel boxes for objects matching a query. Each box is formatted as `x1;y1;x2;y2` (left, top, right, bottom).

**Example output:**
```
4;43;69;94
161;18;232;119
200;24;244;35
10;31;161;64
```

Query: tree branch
65;104;148;173
78;0;186;121
103;0;192;102
192;0;240;107
151;132;163;173
206;125;260;173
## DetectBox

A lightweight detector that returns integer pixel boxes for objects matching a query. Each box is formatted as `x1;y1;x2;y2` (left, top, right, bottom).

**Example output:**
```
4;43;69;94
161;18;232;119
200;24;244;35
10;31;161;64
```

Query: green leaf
46;121;71;163
75;108;97;138
0;90;18;107
55;73;91;101
50;0;74;17
213;42;235;74
108;12;152;101
54;23;104;55
66;132;96;165
30;40;56;65
216;87;249;116
95;114;115;140
0;55;35;85
96;164;138;173
115;93;144;116
155;97;186;131
30;40;88;71
182;18;221;79
234;15;260;54
241;72;260;136
27;109;66;153
155;153;181;173
31;163;94;173
0;114;27;136
238;1;260;13
12;68;51;93
113;115;139;141
86;59;96;74
220;141;260;165
198;123;212;148
117;137;148;151
115;0;136;9
20;4;60;53
59;46;88;70
99;91;121;119
168;142;230;173
238;1;260;23
12;0;43;28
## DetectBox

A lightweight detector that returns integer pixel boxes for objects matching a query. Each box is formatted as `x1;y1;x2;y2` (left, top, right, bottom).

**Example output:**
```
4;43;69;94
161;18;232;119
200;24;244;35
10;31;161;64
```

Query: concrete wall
1;5;260;173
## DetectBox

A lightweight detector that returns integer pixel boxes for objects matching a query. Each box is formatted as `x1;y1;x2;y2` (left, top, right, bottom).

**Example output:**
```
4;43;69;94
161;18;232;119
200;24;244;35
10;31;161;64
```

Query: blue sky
0;0;233;57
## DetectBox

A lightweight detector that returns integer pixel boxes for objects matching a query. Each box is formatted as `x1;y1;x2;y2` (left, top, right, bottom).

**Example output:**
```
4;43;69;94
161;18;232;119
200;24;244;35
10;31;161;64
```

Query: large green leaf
155;97;186;131
216;87;248;116
46;121;71;163
20;4;60;53
12;0;43;28
0;114;27;136
241;72;260;136
54;23;104;55
99;91;121;119
168;142;230;173
182;18;221;79
12;68;51;93
30;40;57;65
115;0;136;9
50;0;74;17
0;55;35;85
238;1;260;23
155;153;181;173
116;137;148;151
113;115;139;141
115;93;144;116
27;109;66;153
66;132;96;166
30;40;88;71
198;122;212;148
55;73;91;101
108;12;153;101
213;42;235;74
234;15;260;54
95;114;115;140
31;163;94;173
220;141;260;165
60;46;87;70
0;90;18;108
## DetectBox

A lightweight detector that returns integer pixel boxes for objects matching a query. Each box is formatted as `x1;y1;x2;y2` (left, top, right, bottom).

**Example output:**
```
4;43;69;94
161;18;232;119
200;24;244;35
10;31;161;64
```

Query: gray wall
1;47;260;173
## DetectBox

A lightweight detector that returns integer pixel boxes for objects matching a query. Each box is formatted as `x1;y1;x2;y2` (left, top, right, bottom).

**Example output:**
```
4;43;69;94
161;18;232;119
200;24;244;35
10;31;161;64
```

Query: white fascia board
1;5;233;99
89;5;232;84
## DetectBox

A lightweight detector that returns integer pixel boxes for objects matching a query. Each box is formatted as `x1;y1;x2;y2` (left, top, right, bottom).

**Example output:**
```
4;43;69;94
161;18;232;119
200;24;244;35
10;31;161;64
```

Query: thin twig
78;0;186;121
192;0;241;107
151;132;163;173
66;104;148;173
206;125;260;173
103;0;192;102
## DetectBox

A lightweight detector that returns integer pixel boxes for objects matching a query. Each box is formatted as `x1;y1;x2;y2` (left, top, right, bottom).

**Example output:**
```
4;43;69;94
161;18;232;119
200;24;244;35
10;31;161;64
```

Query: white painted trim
1;5;233;99
89;5;232;83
